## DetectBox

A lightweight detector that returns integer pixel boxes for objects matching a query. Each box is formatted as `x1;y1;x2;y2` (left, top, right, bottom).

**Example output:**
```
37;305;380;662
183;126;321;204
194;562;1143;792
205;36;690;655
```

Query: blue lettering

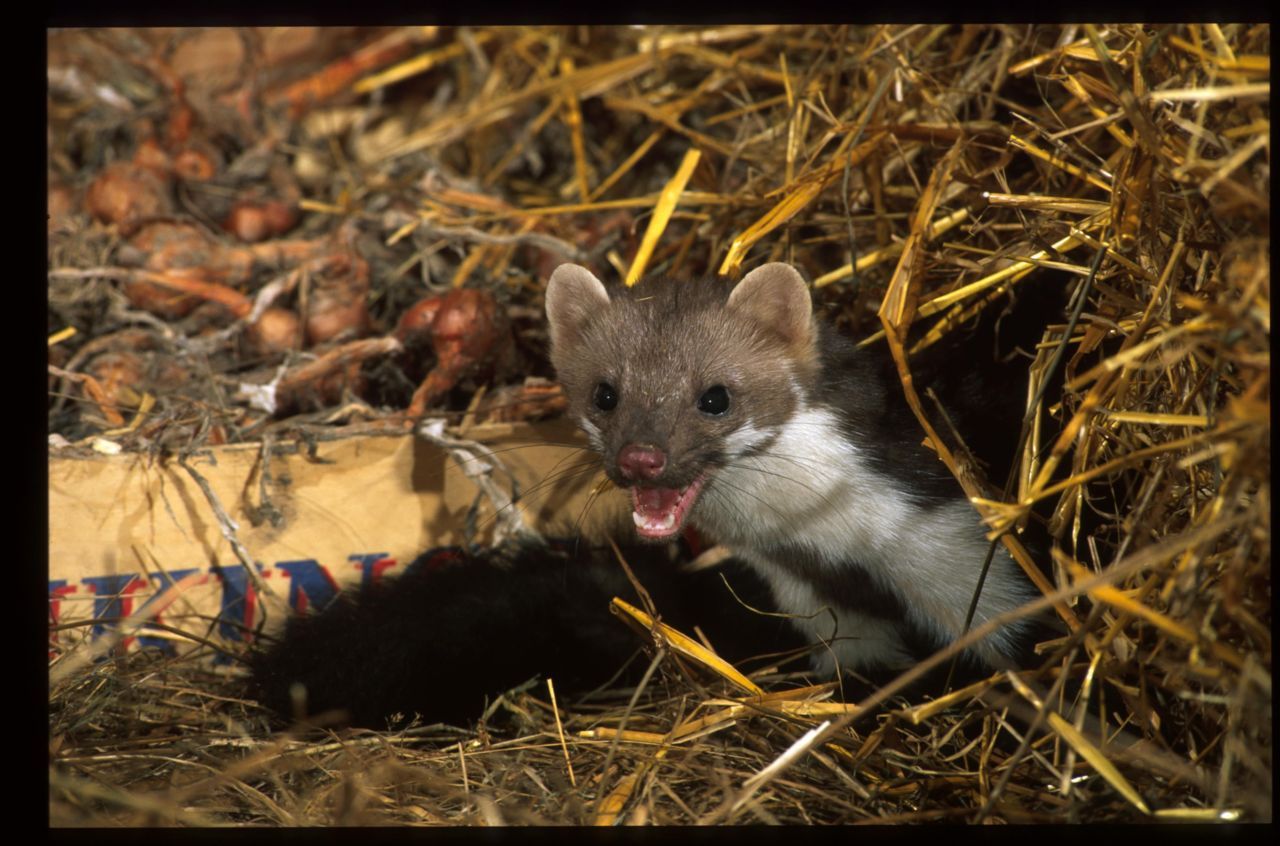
209;564;267;663
274;559;340;613
129;569;204;656
348;553;397;590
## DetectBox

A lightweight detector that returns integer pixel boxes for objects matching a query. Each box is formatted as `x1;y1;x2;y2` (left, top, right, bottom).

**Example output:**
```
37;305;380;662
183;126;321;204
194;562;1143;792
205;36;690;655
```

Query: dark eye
697;385;730;415
593;382;618;412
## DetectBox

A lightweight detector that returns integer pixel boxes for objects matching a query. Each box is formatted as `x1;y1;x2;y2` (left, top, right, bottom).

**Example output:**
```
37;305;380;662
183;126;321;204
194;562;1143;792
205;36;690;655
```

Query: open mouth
630;474;707;540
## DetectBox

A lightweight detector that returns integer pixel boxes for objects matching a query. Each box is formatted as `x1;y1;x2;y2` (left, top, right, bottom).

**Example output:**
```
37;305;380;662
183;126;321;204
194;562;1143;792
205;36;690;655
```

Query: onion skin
247;307;303;356
305;252;371;346
224;199;299;243
394;296;443;343
224;203;271;244
120;222;221;319
86;351;146;413
120;278;201;320
84;162;173;235
429;289;504;373
171;145;218;182
402;288;515;416
132;137;172;178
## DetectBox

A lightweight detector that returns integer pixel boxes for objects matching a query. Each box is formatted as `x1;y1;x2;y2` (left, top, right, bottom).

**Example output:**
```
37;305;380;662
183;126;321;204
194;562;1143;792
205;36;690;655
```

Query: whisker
708;456;879;545
469;461;605;538
698;473;803;538
571;477;615;541
426;437;595;507
410;439;594;489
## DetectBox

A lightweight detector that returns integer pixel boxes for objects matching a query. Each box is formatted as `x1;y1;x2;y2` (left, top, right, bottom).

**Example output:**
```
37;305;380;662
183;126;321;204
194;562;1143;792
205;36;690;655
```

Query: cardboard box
48;420;624;662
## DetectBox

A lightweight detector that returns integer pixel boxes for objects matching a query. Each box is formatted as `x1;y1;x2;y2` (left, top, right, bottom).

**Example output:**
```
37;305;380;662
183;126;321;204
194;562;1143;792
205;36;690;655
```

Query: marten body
545;263;1041;675
252;263;1055;728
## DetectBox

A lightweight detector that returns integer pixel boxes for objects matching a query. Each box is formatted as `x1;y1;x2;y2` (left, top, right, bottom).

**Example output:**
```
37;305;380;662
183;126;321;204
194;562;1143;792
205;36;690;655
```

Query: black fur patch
248;540;804;729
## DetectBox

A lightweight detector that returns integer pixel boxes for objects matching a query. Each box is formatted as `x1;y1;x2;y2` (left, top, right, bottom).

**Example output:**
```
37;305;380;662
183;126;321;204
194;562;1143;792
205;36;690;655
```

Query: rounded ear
546;263;611;351
726;262;813;348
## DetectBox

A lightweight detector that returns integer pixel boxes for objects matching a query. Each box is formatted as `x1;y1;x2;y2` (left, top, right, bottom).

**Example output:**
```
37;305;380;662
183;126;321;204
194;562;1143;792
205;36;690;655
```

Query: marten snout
617;444;667;481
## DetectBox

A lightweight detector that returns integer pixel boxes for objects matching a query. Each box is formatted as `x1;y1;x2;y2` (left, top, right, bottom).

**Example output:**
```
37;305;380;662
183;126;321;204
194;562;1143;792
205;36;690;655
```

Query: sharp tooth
632;511;646;529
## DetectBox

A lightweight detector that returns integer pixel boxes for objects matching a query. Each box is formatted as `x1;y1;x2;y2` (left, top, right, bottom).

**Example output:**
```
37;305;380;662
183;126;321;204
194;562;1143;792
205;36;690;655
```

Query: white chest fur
693;405;1036;669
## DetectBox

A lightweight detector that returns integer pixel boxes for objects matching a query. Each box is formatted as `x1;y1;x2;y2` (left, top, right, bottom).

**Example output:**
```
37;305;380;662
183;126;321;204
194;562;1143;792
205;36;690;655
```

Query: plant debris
49;25;1269;825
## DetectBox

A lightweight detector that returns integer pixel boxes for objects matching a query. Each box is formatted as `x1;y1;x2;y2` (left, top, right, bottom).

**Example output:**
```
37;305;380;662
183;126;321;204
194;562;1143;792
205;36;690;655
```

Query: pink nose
617;444;666;481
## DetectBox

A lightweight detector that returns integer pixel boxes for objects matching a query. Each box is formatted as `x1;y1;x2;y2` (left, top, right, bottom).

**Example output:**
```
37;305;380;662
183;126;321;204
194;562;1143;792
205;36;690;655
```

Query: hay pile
49;25;1269;824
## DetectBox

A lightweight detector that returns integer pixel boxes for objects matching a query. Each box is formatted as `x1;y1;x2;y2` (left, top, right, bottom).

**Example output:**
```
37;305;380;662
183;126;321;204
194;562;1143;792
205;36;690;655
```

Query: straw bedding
49;25;1269;824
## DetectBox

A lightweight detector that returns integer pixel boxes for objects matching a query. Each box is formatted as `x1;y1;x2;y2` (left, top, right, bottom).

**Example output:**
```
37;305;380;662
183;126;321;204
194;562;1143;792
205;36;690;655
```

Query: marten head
545;262;819;540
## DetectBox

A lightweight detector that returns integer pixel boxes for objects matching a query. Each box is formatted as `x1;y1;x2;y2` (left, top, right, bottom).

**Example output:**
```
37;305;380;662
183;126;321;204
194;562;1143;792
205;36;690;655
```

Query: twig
178;458;276;600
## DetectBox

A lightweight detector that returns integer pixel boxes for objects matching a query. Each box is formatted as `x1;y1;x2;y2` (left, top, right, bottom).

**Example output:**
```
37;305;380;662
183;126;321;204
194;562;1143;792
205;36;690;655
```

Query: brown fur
546;264;817;489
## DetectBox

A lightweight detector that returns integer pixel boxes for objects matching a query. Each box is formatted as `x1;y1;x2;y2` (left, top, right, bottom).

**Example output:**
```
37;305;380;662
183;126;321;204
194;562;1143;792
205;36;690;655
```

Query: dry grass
49;25;1269;825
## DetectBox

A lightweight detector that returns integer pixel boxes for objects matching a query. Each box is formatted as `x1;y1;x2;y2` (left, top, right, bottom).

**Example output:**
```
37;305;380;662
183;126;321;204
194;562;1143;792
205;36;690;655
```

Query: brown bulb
84;162;173;235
